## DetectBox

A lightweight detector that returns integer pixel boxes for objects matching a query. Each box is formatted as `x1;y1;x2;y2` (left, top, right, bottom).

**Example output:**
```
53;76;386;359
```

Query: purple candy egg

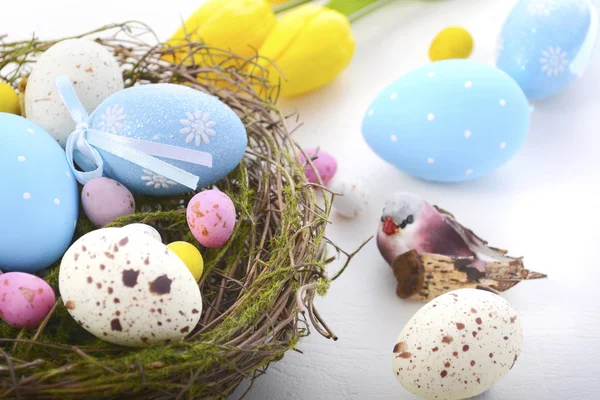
0;272;56;328
298;148;338;185
82;177;135;227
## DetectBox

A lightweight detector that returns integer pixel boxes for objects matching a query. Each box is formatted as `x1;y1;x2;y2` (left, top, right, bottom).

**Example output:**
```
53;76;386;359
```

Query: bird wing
434;206;518;262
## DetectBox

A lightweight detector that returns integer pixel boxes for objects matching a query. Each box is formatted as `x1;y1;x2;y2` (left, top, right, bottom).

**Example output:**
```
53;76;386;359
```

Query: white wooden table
4;1;600;399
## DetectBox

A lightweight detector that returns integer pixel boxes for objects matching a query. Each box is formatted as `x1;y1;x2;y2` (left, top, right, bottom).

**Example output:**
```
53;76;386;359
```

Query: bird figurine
377;192;546;301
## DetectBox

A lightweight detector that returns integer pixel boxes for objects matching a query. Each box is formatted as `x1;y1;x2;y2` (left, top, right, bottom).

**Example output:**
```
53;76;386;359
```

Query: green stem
326;0;397;22
273;0;312;14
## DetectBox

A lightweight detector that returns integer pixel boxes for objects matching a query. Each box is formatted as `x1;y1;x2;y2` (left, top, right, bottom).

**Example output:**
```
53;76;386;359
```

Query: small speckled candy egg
298;148;338;185
327;173;370;218
59;228;202;347
167;242;204;281
187;190;236;248
82;177;135;227
122;223;162;243
0;272;56;328
392;289;523;400
25;38;124;147
429;26;474;61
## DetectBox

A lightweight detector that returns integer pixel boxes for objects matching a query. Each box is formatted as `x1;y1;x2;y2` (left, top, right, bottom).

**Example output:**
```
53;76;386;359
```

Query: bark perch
392;251;546;302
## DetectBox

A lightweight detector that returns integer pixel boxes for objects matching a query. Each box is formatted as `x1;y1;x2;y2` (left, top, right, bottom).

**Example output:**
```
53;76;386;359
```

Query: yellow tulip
0;82;21;115
268;0;290;4
166;0;276;62
257;4;355;97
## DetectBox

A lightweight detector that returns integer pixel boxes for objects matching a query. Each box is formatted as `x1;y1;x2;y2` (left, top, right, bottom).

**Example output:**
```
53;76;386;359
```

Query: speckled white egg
392;289;522;400
25;39;123;147
327;173;370;218
122;223;162;243
59;227;202;347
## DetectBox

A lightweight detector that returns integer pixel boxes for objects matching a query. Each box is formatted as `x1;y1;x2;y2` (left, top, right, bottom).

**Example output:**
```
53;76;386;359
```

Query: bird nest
0;22;354;399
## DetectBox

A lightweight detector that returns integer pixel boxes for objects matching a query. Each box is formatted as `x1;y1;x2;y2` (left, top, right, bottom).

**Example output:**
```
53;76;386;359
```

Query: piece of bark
392;250;546;302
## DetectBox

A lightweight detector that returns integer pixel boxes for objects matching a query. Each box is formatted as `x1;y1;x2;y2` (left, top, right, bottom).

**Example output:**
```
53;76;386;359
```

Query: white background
3;1;600;399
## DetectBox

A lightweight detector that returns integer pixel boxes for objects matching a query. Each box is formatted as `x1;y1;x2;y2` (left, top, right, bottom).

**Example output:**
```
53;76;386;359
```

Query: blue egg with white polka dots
88;84;247;196
0;113;79;272
362;60;530;183
496;0;597;100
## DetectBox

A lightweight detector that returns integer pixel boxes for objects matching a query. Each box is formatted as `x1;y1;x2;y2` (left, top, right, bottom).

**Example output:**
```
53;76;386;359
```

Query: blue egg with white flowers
496;0;598;100
362;60;530;182
0;113;79;272
87;84;247;196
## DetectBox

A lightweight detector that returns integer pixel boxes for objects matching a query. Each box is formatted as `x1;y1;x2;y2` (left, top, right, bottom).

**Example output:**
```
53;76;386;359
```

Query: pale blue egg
497;0;598;100
0;113;79;272
362;60;530;182
88;84;247;196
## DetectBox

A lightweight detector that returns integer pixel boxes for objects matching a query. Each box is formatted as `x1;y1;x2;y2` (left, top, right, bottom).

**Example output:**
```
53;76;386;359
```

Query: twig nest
429;26;473;61
82;177;136;227
392;289;522;400
59;227;202;347
0;272;56;328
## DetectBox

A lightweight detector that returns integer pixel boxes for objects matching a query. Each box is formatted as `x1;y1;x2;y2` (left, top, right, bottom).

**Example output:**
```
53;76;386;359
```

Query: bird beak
382;217;398;236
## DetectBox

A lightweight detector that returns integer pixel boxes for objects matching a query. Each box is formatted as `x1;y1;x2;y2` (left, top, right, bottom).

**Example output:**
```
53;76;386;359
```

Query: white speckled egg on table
362;60;530;182
392;289;523;400
327;173;370;218
0;113;79;272
59;228;202;347
25;38;123;146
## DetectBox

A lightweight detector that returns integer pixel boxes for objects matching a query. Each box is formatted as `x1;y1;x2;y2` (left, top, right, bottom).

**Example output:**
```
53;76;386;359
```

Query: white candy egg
392;289;523;400
25;39;123;147
59;227;202;347
327;173;370;218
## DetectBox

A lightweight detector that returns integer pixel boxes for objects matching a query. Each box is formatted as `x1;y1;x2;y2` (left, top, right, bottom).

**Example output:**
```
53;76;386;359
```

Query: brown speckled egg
59;227;202;347
392;289;522;400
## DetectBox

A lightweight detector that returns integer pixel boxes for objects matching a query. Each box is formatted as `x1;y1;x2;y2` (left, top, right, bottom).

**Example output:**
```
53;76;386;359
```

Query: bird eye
406;215;414;224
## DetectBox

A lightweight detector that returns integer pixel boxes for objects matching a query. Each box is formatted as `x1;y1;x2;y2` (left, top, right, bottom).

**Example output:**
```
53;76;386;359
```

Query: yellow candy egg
0;82;21;115
167;241;204;282
429;26;473;62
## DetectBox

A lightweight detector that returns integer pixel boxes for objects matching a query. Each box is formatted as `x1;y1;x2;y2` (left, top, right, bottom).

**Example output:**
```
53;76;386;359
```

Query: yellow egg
429;26;474;62
167;241;204;281
0;82;21;115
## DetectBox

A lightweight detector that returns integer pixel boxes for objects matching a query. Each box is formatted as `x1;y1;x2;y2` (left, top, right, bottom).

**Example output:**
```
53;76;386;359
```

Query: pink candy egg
82;177;135;227
0;272;56;328
187;190;236;248
298;148;338;185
